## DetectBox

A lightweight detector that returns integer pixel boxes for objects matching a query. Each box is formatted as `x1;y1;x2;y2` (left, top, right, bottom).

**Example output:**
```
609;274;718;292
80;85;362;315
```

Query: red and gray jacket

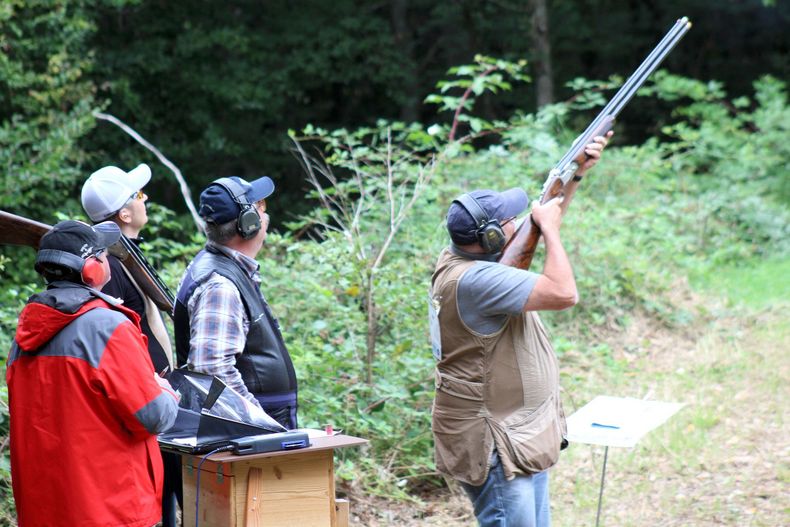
6;282;178;527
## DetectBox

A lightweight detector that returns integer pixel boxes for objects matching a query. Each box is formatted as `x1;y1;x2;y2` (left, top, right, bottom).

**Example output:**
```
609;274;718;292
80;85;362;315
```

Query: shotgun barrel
109;235;176;316
498;17;692;270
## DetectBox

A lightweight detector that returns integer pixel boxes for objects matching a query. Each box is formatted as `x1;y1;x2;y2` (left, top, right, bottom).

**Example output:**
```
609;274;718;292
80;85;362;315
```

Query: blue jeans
460;452;551;527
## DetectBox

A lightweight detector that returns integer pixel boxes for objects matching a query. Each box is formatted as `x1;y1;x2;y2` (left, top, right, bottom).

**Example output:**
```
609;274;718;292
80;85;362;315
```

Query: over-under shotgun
0;210;175;315
498;17;692;270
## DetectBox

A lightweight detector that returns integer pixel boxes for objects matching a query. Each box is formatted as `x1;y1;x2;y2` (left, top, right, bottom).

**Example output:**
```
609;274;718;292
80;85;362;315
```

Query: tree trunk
389;0;421;122
529;0;554;107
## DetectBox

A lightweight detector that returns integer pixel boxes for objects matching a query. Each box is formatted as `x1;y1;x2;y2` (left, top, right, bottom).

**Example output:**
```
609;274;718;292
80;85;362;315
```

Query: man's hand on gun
577;131;613;176
531;197;565;235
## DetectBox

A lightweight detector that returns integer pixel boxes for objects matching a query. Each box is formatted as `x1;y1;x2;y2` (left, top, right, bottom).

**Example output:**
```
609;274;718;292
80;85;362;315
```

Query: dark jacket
104;251;171;372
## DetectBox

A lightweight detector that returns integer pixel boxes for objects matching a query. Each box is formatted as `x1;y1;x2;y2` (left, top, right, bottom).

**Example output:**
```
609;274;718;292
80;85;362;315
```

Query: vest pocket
432;402;491;486
494;394;562;474
434;369;484;402
432;370;491;484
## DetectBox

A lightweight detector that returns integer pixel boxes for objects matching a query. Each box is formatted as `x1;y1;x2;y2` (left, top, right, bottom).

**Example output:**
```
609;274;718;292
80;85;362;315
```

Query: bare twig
292;139;351;234
292;126;438;385
93;111;204;233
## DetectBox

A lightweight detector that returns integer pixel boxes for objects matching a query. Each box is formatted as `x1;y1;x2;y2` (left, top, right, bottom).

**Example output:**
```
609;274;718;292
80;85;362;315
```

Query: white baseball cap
81;164;152;221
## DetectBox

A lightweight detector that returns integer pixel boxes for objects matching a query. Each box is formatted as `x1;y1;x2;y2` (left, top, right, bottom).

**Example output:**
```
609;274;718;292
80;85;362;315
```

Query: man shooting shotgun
429;17;691;527
500;16;692;270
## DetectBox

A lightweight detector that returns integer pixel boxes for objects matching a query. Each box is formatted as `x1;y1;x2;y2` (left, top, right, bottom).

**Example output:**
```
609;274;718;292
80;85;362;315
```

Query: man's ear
116;206;132;224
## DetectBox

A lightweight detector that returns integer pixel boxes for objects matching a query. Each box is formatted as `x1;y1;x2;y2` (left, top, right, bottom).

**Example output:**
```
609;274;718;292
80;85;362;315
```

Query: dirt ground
343;303;789;526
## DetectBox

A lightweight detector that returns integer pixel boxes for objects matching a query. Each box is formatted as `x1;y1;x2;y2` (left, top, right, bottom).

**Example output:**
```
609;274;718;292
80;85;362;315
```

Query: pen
591;422;620;430
158;366;170;377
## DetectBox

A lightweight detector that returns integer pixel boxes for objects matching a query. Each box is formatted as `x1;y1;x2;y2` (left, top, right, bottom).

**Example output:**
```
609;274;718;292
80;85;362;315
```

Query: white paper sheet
566;395;684;448
169;436;197;446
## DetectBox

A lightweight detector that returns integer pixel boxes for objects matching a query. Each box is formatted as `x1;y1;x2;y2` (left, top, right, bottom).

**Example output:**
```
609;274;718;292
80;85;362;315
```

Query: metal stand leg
595;446;609;527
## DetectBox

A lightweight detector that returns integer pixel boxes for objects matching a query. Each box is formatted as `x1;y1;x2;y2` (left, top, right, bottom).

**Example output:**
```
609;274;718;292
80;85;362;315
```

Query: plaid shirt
186;242;262;405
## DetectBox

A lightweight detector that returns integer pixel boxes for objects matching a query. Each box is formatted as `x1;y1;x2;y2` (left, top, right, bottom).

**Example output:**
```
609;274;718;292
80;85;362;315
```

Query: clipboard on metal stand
566;396;684;527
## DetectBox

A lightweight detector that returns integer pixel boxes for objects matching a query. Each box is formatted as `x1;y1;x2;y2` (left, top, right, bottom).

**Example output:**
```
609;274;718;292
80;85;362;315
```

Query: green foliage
427;55;529;111
285;57;531;390
564;76;623;111
425;55;528;142
656;74;790;261
1;0;784;224
0;0;101;221
0;0;786;519
691;257;790;309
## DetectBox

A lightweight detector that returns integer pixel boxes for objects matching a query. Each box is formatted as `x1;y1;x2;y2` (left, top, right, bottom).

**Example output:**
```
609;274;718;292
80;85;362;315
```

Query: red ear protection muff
80;254;108;288
212;177;262;240
35;249;109;287
454;194;507;253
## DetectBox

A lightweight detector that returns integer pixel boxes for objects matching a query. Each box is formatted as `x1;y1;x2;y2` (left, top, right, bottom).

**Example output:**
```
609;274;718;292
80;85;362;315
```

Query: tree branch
93;111;204;233
448;65;498;142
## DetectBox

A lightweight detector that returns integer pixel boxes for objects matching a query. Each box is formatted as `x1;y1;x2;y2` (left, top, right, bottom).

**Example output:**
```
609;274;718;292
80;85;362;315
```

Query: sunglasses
500;216;517;226
122;190;146;209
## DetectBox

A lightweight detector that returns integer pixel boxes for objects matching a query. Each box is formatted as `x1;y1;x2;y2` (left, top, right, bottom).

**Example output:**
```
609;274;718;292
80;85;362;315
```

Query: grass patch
552;305;788;526
691;257;790;309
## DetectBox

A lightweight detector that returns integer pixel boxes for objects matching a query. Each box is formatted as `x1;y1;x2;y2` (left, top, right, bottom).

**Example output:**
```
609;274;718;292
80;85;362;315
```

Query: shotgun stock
0;209;175;316
0;210;50;248
498;17;692;270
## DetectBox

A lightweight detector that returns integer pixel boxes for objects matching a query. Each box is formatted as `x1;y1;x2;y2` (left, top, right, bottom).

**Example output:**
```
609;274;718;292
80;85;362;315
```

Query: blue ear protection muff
212;177;262;240
454;194;507;254
35;249;107;287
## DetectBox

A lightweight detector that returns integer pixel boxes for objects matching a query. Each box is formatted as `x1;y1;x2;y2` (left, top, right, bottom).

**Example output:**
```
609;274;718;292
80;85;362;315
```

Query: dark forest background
2;0;787;228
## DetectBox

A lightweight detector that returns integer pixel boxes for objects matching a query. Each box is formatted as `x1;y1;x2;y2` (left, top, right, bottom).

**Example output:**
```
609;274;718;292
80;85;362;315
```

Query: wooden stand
178;434;366;527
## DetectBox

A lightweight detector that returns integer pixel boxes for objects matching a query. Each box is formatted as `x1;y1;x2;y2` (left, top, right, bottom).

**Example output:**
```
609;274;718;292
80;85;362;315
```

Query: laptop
158;369;297;455
158;409;274;455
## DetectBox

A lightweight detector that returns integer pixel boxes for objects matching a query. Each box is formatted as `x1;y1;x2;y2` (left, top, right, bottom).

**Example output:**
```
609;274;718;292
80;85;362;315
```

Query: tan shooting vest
430;248;566;486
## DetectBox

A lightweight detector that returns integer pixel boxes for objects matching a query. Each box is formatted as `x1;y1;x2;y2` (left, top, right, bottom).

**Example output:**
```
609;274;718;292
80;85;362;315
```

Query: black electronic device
157;370;288;455
230;431;311;456
212;177;262;239
158;410;272;455
454;193;507;253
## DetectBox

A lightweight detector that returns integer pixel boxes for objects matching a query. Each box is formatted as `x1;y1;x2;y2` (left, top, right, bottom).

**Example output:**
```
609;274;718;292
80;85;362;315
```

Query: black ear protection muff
212;177;262;240
35;249;108;288
454;194;507;254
